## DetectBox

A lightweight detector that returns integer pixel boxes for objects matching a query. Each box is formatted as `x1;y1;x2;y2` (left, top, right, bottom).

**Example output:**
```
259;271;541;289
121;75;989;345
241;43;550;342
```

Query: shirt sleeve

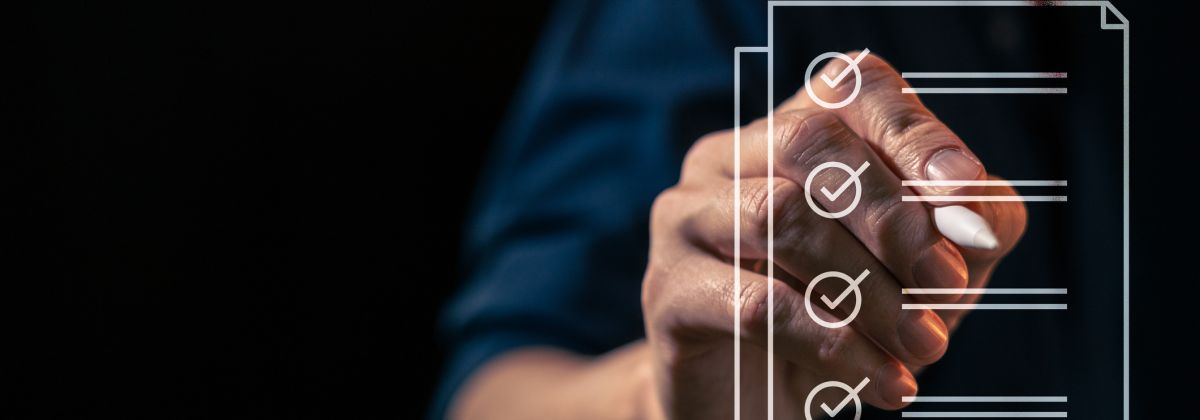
428;1;763;418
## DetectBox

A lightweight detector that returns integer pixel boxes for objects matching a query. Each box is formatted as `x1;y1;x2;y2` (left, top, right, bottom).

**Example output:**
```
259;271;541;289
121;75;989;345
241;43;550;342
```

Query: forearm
448;341;657;420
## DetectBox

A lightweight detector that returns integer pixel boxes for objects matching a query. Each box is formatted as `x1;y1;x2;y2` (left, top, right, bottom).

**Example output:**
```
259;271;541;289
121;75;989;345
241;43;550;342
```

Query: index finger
783;51;986;200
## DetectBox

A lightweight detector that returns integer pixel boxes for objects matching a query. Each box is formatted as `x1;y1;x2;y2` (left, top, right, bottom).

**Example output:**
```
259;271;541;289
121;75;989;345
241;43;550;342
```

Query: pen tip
972;229;999;250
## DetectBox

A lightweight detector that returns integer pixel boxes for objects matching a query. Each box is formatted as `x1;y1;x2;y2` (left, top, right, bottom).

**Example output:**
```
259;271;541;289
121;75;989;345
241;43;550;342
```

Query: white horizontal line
902;196;1068;202
904;304;1067;310
903;412;1067;418
901;180;1068;187
903;396;1068;403
902;72;1067;79
902;87;1067;94
903;288;1068;295
771;1;1110;6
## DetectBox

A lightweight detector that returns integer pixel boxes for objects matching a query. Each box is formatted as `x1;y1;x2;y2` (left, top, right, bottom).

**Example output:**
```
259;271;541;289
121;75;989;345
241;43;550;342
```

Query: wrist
625;343;664;420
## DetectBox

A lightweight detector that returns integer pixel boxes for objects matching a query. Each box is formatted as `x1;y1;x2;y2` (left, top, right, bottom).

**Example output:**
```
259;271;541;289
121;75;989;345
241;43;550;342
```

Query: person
431;1;1121;419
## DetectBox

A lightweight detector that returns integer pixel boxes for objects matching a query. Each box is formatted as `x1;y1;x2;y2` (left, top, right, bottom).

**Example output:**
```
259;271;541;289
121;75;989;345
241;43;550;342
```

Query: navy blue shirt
432;1;1124;418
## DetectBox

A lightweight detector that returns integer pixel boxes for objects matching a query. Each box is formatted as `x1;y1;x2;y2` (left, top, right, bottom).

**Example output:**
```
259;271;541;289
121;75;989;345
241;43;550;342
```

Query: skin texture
449;52;1027;420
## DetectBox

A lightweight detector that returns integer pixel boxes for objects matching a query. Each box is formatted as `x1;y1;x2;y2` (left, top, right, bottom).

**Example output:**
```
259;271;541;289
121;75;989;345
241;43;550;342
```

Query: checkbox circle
804;161;866;219
804;51;865;109
804;270;866;329
803;379;865;420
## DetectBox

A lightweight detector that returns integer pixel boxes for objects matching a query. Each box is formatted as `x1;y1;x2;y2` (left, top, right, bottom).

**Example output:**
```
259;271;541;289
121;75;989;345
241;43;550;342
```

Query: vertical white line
732;48;742;420
1122;18;1130;420
766;6;775;420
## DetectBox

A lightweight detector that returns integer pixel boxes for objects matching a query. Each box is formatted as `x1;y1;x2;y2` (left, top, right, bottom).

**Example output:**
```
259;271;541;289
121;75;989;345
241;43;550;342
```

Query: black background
6;2;1193;418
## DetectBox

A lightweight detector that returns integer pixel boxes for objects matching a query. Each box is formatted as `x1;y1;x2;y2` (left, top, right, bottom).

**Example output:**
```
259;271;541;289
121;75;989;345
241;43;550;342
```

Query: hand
640;52;1027;419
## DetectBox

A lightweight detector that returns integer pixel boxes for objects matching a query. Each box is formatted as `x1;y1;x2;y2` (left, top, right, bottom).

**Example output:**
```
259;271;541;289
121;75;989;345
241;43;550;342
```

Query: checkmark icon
819;161;871;201
819;48;872;88
819;269;870;309
820;377;872;417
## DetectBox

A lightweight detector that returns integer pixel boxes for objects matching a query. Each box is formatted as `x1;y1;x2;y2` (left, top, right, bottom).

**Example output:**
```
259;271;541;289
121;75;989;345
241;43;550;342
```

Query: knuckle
876;109;944;167
776;109;856;171
682;131;729;178
771;179;803;215
771;182;813;249
864;192;922;242
734;177;801;253
774;109;815;160
641;252;690;325
649;187;684;231
640;267;660;315
742;180;773;239
741;179;801;246
740;279;797;337
738;277;768;334
649;188;672;221
640;259;665;320
769;280;800;335
816;327;856;365
880;106;939;141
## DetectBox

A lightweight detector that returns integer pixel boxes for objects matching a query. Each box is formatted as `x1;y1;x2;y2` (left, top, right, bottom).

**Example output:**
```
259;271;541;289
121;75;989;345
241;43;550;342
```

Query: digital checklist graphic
732;2;1129;419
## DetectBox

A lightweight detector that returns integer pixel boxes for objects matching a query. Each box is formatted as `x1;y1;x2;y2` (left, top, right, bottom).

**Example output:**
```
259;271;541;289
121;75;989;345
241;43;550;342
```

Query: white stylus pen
933;205;999;250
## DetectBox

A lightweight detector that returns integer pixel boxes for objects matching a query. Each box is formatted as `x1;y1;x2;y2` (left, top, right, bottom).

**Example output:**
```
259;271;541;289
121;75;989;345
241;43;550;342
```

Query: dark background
5;2;1193;418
